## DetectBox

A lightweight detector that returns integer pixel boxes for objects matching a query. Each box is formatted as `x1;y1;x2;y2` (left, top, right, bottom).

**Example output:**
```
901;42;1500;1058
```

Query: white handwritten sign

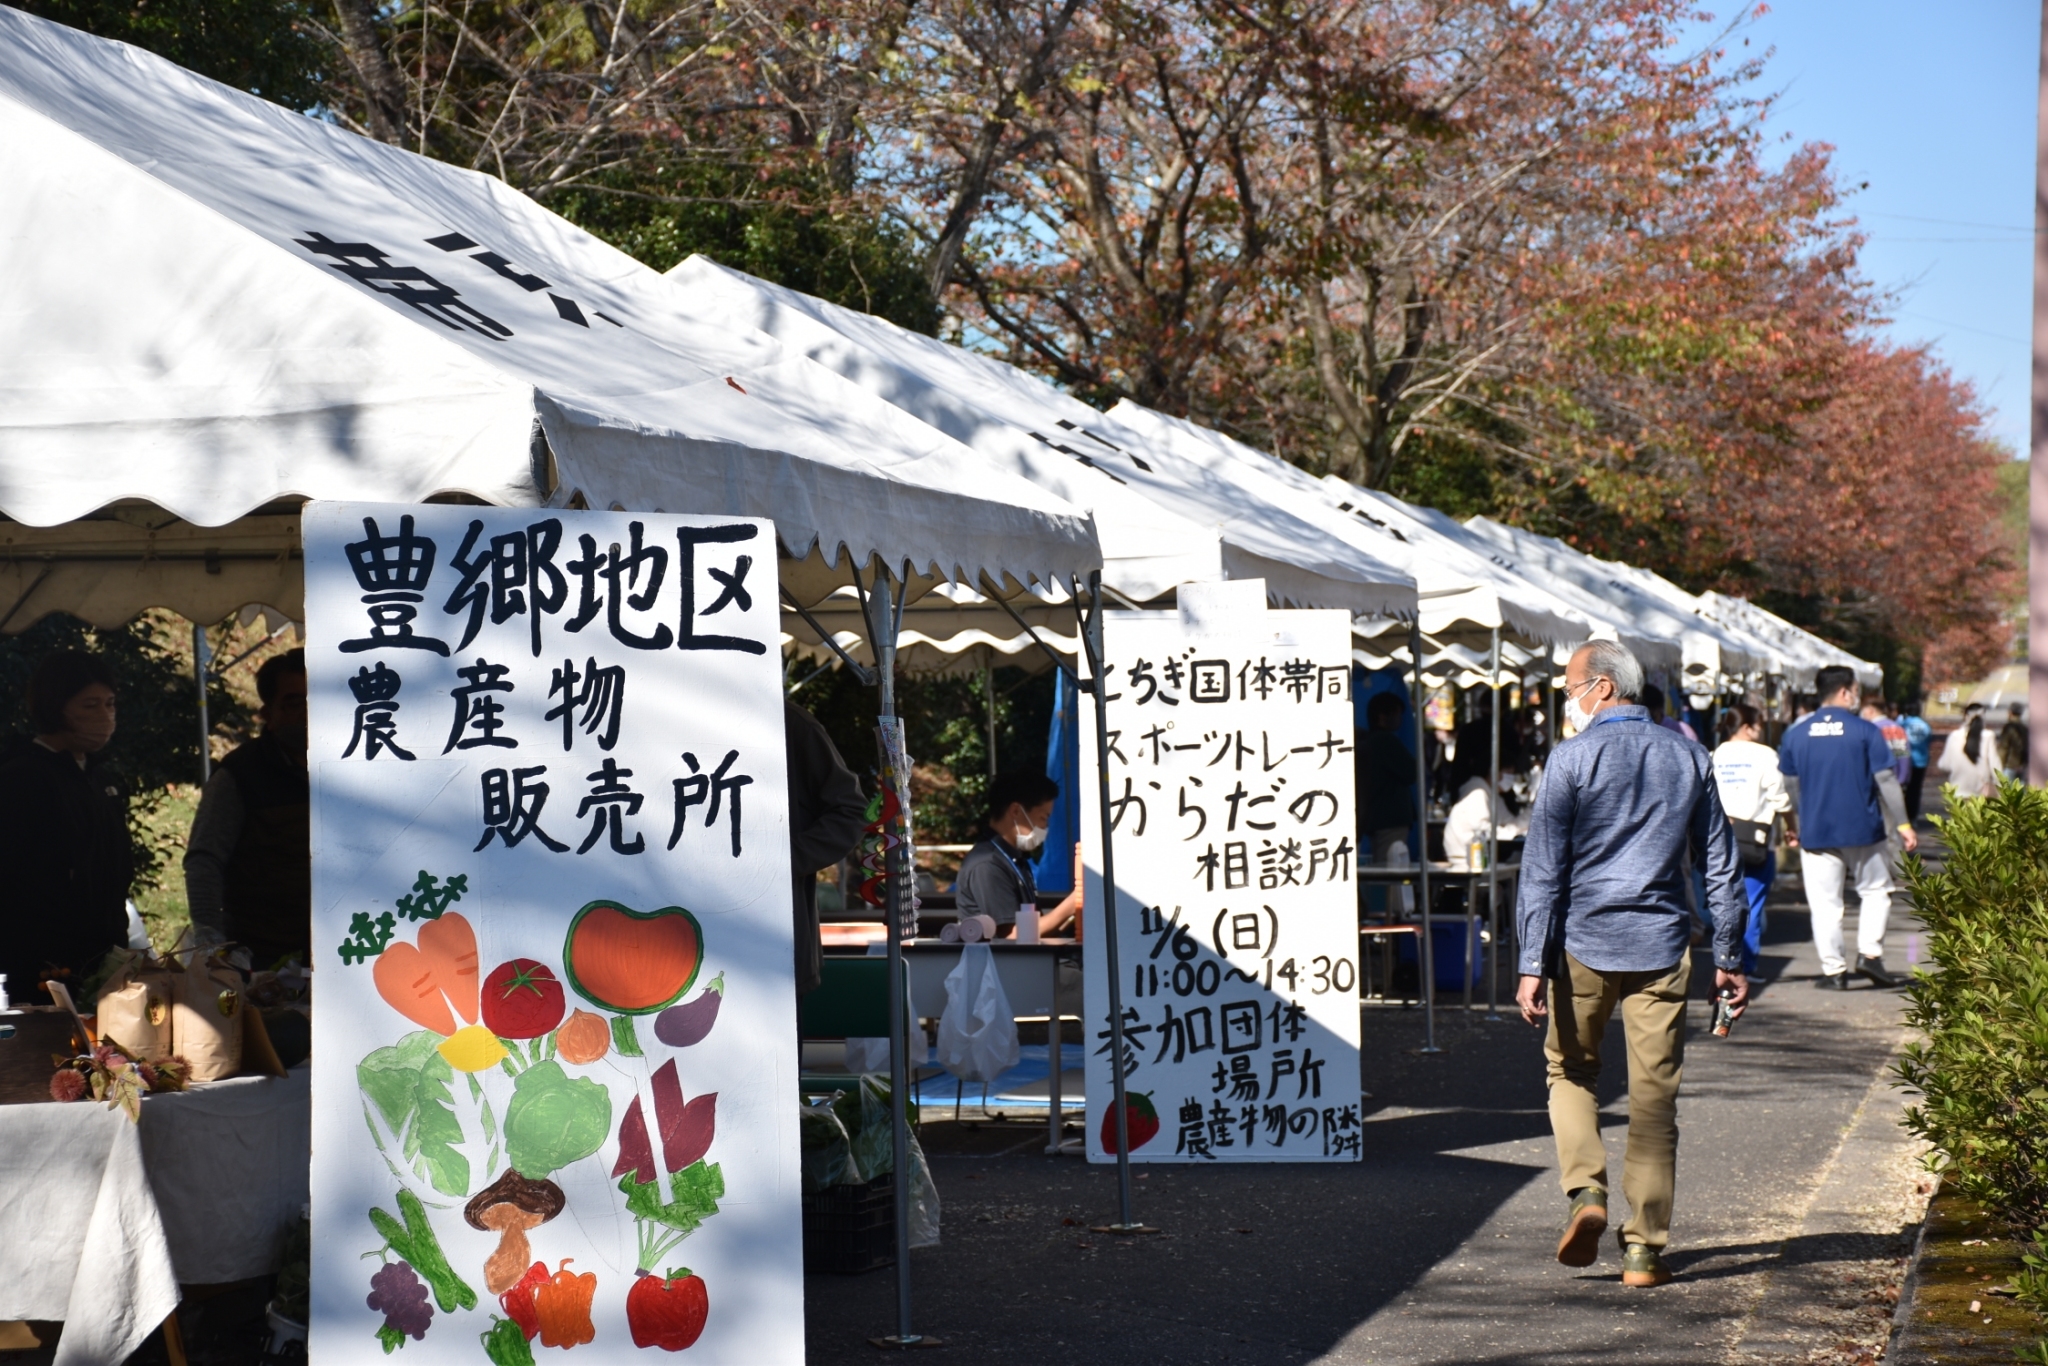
1082;605;1362;1163
305;502;801;1364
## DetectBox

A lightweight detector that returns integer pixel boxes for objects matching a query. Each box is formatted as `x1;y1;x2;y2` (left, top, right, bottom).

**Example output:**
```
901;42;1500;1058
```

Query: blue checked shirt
1515;705;1747;975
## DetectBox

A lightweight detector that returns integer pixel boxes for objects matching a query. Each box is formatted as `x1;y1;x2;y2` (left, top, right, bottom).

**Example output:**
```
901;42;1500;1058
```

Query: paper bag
95;958;176;1061
170;956;245;1081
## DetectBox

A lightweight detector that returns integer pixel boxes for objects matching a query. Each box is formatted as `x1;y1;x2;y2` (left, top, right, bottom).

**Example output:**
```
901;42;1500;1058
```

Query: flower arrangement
49;1042;192;1121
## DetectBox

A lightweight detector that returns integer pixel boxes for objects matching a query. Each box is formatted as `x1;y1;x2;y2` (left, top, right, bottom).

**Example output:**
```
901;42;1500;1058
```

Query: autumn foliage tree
44;0;2017;682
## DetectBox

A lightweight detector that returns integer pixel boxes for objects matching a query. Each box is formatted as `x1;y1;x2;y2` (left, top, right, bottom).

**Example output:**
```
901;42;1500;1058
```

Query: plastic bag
798;1101;855;1193
843;1075;939;1248
935;944;1020;1083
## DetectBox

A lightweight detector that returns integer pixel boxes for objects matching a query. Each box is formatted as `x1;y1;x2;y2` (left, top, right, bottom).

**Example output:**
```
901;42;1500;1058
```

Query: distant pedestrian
1778;667;1915;990
1639;683;1698;742
1517;640;1747;1289
1939;706;1998;800
1861;699;1911;787
1896;703;1932;822
1710;705;1792;977
1997;703;2028;781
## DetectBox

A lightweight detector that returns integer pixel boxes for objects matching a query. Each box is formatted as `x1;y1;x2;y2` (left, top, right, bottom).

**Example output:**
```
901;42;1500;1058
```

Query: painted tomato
626;1271;708;1351
482;960;567;1040
563;903;703;1014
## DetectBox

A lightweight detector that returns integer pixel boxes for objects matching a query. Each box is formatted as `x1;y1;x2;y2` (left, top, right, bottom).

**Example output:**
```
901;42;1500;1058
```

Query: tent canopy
1455;518;1768;682
667;256;1417;620
1695;592;1882;691
0;7;1101;632
1103;403;1593;649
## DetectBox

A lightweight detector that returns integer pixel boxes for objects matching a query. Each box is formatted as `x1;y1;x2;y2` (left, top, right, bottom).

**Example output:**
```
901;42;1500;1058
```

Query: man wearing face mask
954;771;1082;936
185;649;309;965
1516;639;1747;1289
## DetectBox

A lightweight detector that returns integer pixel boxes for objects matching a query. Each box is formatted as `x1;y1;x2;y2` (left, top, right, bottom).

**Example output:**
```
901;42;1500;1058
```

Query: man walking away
1897;702;1932;823
1516;640;1747;1289
1997;703;2029;782
1778;666;1916;990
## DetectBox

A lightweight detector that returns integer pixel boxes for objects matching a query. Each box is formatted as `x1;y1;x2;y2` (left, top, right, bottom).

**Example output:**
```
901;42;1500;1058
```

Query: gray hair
1576;639;1643;702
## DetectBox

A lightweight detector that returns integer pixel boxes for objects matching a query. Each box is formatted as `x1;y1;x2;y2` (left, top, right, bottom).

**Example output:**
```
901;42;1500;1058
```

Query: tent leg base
1091;1223;1161;1236
869;1335;946;1350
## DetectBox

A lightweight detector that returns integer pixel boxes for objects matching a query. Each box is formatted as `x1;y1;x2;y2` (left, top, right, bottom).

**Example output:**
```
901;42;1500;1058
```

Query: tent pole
1411;619;1440;1054
193;622;212;784
1485;627;1503;1022
1078;570;1152;1234
870;560;925;1349
983;648;998;780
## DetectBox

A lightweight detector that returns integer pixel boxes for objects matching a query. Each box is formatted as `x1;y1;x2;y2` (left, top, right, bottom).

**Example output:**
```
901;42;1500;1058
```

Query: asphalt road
804;864;1929;1365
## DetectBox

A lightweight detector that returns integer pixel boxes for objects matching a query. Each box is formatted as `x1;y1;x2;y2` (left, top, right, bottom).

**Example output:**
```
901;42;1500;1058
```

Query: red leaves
616;1062;718;1184
651;1060;716;1173
613;1095;659;1186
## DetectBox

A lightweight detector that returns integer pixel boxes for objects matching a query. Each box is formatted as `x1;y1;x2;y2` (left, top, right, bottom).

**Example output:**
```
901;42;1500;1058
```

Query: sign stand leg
1078;572;1157;1236
1411;621;1441;1053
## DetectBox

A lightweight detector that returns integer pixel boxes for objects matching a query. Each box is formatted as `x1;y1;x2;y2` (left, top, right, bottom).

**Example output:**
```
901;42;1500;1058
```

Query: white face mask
1564;687;1598;736
1012;820;1049;853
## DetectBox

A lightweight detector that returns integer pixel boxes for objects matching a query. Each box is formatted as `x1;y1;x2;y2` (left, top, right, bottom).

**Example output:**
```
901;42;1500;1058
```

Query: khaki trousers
1543;950;1690;1249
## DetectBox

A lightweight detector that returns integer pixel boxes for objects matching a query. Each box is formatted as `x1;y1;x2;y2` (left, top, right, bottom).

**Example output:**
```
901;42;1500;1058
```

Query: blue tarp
1033;669;1080;893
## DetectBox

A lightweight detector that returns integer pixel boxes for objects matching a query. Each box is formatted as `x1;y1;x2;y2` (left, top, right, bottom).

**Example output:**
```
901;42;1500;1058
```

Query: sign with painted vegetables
305;503;801;1364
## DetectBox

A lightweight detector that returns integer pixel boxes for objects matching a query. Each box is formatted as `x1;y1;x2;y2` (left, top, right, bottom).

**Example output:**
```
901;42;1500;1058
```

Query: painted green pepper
369;1188;478;1313
481;1316;536;1366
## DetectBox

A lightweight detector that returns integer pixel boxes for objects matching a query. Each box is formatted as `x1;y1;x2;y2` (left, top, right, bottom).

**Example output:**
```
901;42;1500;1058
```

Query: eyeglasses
1562;676;1608;701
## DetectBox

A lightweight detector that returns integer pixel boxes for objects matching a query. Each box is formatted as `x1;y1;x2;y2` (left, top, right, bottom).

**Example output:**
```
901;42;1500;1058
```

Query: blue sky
1712;2;2039;456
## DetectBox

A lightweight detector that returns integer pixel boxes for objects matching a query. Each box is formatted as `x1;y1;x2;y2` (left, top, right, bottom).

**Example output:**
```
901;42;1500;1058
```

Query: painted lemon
437;1023;509;1073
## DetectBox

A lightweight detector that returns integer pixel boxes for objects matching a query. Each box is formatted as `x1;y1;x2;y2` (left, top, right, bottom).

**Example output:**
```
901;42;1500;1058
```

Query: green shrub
1897;779;2048;1249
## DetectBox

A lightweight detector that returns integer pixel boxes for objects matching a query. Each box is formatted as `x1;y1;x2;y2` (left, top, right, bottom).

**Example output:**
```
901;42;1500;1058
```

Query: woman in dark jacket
0;651;132;1003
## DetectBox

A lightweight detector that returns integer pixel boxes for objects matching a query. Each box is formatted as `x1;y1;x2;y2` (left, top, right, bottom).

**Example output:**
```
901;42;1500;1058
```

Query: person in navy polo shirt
1778;666;1917;989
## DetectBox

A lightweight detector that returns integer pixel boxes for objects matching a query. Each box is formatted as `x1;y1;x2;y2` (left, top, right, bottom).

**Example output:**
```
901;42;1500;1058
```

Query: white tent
1104;403;1594;651
666;256;1416;621
0;7;1102;633
1695;592;1882;691
1455;518;1770;686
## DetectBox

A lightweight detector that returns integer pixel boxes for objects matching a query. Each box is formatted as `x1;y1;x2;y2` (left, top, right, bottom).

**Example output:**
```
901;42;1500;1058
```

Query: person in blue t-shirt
1895;701;1933;823
1778;666;1917;989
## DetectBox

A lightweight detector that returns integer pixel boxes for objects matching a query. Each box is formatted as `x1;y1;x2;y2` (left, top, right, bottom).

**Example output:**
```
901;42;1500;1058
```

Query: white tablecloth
0;1067;311;1366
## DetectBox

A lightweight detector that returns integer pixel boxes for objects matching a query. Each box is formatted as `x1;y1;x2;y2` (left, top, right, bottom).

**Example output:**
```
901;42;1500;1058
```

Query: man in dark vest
185;649;308;964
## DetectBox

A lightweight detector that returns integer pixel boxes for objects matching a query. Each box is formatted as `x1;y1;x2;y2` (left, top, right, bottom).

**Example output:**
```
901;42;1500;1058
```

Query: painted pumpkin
562;903;702;1015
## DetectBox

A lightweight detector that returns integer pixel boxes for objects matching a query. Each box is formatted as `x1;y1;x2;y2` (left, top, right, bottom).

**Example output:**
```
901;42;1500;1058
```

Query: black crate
802;1173;895;1275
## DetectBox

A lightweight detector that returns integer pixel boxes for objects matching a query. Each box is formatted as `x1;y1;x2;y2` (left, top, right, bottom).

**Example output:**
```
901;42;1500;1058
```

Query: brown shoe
1556;1187;1607;1267
1621;1242;1672;1287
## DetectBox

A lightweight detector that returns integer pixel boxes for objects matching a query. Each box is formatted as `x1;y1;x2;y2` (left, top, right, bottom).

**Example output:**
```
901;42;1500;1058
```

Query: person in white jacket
1710;704;1793;976
1444;763;1528;869
1939;707;1999;800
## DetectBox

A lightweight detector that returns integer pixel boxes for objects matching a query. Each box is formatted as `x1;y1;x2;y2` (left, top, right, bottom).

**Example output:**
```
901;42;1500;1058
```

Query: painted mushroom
464;1169;566;1295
